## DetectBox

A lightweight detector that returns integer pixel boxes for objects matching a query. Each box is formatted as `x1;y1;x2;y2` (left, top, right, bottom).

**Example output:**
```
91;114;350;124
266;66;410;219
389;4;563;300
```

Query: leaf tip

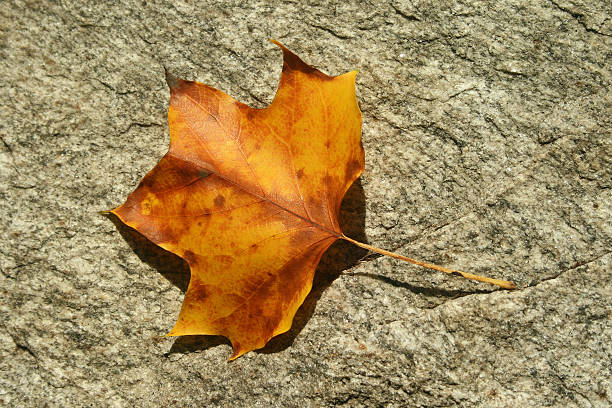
268;38;283;48
228;344;247;361
342;69;359;83
98;207;120;217
503;281;518;290
164;67;180;90
269;39;292;58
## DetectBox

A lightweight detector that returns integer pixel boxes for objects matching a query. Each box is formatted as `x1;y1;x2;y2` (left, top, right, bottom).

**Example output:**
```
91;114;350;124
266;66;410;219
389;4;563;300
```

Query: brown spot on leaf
141;201;152;215
138;177;154;189
183;250;198;266
296;168;304;179
190;283;208;301
214;195;226;208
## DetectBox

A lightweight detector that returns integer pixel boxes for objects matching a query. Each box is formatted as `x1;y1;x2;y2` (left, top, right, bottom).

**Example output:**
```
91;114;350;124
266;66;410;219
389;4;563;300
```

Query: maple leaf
109;41;515;359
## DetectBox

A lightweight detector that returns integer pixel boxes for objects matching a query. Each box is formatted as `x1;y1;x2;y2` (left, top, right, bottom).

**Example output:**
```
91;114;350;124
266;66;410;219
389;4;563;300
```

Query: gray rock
1;0;610;406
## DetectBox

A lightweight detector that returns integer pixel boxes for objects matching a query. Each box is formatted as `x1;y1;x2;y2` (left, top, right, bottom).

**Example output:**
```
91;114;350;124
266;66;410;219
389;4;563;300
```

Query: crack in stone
309;23;353;39
119;121;163;136
549;0;612;38
93;78;139;95
391;4;421;22
527;251;611;288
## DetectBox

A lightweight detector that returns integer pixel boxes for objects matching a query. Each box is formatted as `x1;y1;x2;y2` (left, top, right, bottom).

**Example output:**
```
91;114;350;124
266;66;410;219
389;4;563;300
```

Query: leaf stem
340;234;516;290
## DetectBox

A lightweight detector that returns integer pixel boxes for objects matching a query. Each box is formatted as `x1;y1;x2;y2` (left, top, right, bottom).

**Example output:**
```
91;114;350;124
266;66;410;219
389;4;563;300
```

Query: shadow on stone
345;271;494;299
106;213;191;292
165;335;231;356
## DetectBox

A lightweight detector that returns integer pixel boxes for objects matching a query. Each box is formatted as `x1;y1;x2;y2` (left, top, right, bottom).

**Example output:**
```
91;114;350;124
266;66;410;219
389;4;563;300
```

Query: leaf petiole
341;234;517;290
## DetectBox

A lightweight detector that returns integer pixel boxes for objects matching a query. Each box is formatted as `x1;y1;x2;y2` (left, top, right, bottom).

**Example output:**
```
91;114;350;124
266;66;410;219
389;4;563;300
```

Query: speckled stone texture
1;0;610;406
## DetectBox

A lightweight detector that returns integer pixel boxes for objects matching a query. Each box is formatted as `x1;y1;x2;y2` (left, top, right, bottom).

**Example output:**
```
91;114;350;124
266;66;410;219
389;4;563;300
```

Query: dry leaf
109;41;515;359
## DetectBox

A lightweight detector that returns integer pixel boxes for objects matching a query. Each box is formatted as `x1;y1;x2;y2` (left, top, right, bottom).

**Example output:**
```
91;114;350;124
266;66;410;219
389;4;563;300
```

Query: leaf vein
182;93;266;197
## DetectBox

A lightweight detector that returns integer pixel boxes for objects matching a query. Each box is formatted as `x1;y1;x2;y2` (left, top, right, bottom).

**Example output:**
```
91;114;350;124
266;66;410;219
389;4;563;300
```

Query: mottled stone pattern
0;0;610;406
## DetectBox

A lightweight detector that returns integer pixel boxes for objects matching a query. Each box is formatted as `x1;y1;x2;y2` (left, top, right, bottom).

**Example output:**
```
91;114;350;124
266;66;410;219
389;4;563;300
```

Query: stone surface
1;0;610;406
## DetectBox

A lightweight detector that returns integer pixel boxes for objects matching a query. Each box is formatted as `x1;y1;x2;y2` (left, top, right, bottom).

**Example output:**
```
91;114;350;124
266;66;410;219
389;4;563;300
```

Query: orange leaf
113;41;363;359
110;41;515;359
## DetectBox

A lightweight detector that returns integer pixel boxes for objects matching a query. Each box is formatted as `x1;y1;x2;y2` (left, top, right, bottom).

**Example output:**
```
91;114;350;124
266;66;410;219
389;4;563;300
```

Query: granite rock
1;0;610;406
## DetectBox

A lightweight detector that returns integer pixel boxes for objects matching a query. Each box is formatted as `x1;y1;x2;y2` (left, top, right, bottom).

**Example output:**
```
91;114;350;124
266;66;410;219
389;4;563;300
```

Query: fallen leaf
109;41;515;359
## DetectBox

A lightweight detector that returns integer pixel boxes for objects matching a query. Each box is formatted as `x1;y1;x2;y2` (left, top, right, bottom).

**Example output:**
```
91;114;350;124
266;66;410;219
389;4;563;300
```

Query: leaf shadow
345;271;494;298
106;213;191;292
